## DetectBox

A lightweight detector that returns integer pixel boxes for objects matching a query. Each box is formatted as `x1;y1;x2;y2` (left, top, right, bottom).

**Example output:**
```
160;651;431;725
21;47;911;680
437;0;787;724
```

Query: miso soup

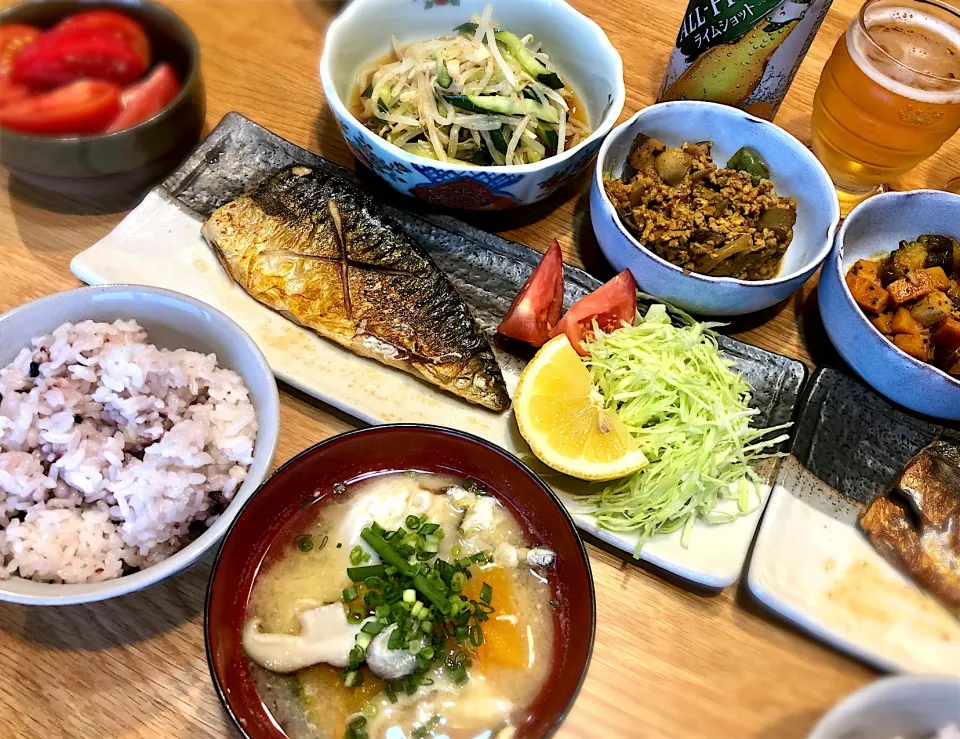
243;471;559;739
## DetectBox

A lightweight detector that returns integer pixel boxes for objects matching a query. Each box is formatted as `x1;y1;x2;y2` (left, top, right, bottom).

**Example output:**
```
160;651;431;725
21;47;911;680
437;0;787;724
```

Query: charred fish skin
860;437;960;617
201;165;510;412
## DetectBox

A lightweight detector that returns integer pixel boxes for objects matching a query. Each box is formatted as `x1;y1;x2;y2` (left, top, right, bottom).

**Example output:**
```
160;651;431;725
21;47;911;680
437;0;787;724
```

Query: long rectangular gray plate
73;112;808;587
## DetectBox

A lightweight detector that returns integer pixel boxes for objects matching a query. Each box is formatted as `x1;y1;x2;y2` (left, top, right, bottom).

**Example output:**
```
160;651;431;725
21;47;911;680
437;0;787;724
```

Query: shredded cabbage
354;5;588;165
580;304;791;552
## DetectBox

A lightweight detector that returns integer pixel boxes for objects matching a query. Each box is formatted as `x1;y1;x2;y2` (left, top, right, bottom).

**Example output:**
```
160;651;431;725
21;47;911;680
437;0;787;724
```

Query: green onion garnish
344;670;363;688
296;535;313;552
480;582;493;604
343;586;359;602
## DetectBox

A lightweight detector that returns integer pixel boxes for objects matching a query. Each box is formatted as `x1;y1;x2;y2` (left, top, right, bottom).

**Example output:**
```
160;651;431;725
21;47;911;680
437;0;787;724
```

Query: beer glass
811;0;960;214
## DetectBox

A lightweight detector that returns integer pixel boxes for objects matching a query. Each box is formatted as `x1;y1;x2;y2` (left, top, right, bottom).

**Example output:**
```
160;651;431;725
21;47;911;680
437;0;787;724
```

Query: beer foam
848;6;960;104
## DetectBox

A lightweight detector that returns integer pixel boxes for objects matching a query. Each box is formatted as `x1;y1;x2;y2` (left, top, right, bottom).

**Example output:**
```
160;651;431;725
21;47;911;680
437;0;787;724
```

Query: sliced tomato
0;76;32;109
53;10;150;66
11;29;146;89
0;24;40;73
0;79;121;135
549;270;637;355
106;63;179;132
497;240;564;346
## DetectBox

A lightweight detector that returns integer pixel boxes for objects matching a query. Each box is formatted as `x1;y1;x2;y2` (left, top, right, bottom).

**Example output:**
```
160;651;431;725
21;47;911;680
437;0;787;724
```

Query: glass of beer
811;0;960;215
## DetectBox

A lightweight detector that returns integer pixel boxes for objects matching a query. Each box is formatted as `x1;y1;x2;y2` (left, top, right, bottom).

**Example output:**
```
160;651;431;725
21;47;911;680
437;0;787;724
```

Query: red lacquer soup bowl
205;424;595;739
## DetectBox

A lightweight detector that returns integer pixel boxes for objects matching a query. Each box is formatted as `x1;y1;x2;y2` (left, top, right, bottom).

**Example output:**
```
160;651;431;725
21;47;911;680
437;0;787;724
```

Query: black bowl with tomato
0;0;204;195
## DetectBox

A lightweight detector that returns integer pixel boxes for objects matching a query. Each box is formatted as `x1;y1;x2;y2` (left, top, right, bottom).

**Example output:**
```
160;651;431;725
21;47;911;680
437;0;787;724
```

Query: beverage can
657;0;834;119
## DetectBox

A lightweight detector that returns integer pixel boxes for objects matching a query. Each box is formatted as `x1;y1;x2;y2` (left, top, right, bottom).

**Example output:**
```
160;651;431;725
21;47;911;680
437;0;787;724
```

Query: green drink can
657;0;833;120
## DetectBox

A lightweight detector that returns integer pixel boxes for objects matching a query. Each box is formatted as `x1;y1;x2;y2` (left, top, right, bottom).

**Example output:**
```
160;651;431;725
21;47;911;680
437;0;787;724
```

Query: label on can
658;0;833;120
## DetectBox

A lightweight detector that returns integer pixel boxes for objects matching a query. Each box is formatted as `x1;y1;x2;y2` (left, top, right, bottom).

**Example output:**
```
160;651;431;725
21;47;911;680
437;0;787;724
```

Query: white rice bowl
0;319;258;585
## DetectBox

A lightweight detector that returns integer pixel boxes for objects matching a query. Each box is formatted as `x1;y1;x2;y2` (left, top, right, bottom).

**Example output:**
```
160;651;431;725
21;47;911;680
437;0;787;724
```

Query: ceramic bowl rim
0;0;202;144
0;284;280;606
318;0;626;175
204;423;597;739
807;674;960;739
593;100;841;288
832;189;960;391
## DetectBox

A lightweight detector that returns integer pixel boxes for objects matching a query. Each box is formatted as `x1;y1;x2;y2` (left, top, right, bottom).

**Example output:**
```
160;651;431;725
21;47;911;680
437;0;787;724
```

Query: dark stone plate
791;366;958;504
161;112;808;441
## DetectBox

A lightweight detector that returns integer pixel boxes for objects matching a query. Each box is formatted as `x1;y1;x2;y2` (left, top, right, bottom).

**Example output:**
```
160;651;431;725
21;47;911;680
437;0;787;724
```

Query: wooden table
0;0;956;736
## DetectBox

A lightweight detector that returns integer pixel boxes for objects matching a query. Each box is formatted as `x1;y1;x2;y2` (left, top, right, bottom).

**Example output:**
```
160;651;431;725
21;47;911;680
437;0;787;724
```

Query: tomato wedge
12;29;146;89
53;10;150;66
549;270;637;355
0;24;40;73
0;76;32;109
106;63;179;132
498;240;564;346
0;80;121;135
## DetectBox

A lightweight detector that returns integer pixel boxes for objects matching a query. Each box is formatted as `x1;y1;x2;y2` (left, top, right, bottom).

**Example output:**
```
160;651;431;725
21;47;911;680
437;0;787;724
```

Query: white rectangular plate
71;113;806;588
747;369;960;674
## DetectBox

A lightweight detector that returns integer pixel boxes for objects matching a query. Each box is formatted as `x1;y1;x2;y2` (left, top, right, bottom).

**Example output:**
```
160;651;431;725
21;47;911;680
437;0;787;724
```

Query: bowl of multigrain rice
0;285;279;605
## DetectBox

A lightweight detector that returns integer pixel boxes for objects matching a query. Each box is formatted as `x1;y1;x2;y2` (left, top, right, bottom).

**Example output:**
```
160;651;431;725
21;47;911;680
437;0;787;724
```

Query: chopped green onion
410;601;424;618
347;564;387;582
361;620;385;635
450;545;462;558
348;610;364;624
450;666;468;685
450;572;467;592
403;589;416;604
419;523;440;535
349;545;368;566
342;586;359;603
344;670;363;688
356;632;373;650
388;627;405;650
348;715;367;729
296;535;313;552
469;625;483;647
479;582;493;604
405;515;421;530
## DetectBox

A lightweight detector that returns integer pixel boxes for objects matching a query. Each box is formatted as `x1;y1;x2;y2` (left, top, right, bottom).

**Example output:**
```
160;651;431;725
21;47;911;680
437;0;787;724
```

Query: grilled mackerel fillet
201;165;510;411
860;438;960;616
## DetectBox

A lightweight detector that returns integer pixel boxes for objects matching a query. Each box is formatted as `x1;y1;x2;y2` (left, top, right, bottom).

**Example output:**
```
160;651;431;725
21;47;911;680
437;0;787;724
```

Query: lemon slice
514;335;648;481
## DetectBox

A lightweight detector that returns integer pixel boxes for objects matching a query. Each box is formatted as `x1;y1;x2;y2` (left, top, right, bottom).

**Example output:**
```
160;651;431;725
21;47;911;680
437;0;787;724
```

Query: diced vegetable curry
846;234;960;373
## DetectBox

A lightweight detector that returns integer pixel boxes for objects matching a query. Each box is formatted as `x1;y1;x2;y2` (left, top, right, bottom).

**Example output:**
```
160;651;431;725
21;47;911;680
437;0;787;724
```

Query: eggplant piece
882;241;928;284
920;234;955;271
758;207;797;239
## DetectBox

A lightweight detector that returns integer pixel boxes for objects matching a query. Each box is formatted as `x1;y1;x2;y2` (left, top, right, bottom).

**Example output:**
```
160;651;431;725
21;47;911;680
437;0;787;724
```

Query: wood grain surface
0;0;956;737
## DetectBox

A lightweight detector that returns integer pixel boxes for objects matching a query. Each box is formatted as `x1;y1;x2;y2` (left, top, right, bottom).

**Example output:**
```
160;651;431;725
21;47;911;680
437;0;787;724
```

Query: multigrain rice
0;319;257;583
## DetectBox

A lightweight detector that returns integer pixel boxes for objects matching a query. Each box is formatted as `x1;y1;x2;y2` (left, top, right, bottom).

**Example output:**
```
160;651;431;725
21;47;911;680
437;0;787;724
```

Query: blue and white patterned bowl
819;190;960;420
319;0;624;210
591;101;840;316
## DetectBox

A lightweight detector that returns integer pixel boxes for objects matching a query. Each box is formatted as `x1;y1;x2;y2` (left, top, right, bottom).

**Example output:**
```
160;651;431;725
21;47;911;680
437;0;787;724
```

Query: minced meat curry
604;134;797;281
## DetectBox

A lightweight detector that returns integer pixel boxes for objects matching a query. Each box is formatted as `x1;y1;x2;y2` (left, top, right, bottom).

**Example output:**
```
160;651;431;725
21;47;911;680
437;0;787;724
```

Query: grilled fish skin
860;439;960;617
201;165;510;411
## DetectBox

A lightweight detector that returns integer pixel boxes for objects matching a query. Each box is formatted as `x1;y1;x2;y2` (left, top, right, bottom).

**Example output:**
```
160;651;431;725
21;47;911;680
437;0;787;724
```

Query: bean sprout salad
354;5;589;166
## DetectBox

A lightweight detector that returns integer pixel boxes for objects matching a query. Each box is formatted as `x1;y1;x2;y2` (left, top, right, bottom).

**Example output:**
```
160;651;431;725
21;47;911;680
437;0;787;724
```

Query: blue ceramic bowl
819;190;960;420
591;101;840;316
319;0;624;210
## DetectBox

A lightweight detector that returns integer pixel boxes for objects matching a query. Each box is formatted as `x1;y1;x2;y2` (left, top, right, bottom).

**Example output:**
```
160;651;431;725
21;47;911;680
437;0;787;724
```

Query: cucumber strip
536;123;559;152
443;95;560;124
489;128;508;155
493;30;563;90
435;56;452;89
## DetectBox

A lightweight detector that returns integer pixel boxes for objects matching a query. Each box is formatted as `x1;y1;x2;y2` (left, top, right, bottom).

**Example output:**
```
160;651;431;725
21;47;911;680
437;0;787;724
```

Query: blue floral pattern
409;164;524;209
346;132;411;184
